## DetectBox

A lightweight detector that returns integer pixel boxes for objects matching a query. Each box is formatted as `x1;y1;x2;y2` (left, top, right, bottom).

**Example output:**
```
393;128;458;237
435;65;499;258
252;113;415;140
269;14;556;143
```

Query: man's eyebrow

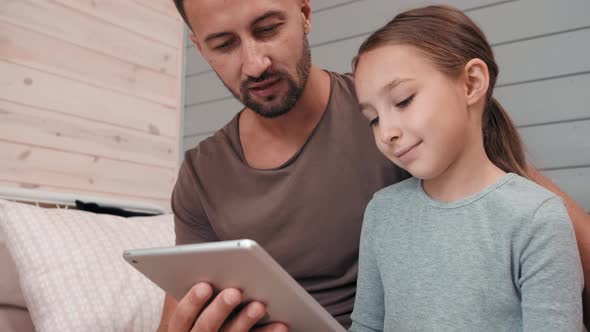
204;32;232;43
252;11;285;26
204;11;285;43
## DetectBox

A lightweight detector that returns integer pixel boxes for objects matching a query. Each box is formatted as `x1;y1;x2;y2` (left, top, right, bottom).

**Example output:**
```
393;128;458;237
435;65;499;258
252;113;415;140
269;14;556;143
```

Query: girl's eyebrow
358;78;414;111
380;78;413;95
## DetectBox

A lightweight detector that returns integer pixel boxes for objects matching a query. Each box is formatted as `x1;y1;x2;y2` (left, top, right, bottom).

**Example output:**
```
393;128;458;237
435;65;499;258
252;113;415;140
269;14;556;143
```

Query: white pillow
0;200;174;332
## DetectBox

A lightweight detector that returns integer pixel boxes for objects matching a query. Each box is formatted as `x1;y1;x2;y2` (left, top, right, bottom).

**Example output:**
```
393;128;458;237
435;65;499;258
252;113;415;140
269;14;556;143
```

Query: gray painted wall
181;0;590;210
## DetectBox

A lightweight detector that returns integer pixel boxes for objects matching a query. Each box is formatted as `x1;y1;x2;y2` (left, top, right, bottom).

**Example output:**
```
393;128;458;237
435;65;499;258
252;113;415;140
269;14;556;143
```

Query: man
161;1;590;331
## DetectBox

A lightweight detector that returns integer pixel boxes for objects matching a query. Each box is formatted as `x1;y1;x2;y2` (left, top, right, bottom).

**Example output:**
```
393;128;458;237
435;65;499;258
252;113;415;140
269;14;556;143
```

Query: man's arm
528;167;590;325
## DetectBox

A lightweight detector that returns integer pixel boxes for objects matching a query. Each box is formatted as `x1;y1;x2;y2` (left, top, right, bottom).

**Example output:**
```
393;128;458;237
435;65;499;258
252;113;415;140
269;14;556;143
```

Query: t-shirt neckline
233;70;336;171
416;173;516;209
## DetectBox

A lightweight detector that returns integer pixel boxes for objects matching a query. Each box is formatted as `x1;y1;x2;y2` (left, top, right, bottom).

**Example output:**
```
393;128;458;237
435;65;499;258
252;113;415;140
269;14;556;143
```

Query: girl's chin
402;166;442;181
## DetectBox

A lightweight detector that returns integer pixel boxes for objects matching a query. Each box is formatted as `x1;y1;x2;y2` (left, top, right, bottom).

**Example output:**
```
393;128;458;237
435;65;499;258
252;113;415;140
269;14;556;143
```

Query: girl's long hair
353;5;528;177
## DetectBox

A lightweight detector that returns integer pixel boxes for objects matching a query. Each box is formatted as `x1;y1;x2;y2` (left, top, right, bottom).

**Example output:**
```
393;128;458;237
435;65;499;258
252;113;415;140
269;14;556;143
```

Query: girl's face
354;44;472;180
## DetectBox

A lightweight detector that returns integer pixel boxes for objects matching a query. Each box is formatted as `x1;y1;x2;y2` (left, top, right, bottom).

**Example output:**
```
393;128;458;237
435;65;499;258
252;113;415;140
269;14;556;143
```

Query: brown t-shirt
172;71;406;327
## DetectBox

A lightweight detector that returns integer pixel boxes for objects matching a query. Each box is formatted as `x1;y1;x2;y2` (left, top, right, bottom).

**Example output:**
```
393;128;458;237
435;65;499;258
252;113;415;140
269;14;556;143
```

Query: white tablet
122;239;346;332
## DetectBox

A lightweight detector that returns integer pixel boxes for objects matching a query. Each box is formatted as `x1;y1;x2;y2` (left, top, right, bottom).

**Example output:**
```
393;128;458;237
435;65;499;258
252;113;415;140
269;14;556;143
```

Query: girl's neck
422;137;506;202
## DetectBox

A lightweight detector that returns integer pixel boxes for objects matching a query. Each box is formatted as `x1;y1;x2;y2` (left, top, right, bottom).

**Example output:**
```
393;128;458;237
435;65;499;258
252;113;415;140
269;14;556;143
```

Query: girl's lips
395;141;422;160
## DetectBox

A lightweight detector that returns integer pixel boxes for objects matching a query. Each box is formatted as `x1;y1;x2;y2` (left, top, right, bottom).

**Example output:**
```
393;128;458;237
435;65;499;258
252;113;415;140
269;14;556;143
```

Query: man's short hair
172;0;191;28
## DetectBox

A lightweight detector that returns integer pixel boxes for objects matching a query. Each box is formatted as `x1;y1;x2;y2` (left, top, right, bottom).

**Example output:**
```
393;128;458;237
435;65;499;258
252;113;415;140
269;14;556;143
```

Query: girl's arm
517;196;584;331
528;166;590;325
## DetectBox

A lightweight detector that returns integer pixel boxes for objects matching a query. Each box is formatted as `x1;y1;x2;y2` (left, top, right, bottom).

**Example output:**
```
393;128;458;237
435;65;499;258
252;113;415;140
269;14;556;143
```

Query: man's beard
221;37;312;119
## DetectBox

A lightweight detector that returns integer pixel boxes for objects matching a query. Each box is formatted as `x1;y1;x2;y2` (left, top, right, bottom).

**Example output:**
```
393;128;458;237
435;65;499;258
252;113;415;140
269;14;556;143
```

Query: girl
350;5;583;331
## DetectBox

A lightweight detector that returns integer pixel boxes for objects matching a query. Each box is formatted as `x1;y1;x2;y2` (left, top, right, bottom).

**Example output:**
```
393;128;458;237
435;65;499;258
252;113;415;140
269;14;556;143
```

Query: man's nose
241;41;271;79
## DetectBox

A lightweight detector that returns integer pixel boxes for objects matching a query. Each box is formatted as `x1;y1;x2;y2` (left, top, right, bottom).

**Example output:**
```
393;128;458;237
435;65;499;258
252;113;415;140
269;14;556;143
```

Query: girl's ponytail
483;97;528;178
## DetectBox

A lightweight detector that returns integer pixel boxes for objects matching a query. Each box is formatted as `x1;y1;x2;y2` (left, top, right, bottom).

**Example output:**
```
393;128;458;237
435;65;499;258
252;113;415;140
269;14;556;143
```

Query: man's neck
238;66;331;169
241;66;331;139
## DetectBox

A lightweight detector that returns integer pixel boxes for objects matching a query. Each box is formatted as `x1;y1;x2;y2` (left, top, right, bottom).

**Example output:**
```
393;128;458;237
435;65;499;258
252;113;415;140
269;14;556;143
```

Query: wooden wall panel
0;0;184;210
0;0;178;75
0;22;177;106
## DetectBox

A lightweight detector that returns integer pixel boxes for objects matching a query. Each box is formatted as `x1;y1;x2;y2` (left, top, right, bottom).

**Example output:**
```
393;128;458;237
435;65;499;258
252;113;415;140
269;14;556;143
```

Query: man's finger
222;301;267;332
169;283;214;332
191;288;243;332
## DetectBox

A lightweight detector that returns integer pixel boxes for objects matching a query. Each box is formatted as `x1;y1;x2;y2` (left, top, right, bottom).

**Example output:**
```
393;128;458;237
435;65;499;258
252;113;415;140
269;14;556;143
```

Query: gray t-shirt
172;71;407;327
351;173;583;331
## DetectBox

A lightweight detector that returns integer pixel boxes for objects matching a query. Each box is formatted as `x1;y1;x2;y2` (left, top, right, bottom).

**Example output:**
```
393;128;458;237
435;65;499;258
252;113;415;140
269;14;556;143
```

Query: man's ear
189;34;202;53
300;0;311;33
463;58;489;107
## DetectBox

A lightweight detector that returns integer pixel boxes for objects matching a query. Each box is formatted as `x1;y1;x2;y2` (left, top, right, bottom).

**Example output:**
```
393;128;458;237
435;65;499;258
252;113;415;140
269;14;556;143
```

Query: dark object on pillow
75;200;159;217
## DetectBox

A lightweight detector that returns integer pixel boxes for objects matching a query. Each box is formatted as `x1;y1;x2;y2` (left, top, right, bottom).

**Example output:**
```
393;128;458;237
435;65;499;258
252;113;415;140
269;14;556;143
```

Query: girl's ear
463;58;490;107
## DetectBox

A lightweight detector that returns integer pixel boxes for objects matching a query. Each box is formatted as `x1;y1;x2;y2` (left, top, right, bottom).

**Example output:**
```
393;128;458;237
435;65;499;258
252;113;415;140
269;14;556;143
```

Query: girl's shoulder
492;174;563;212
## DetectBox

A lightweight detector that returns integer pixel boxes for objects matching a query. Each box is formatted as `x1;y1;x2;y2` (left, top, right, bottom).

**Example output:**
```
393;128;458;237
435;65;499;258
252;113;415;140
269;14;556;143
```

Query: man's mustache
242;70;288;88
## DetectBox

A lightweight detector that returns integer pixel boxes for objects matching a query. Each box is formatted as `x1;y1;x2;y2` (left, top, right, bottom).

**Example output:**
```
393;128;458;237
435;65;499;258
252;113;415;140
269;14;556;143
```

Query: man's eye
369;117;379;127
256;24;280;36
214;39;235;50
396;94;415;108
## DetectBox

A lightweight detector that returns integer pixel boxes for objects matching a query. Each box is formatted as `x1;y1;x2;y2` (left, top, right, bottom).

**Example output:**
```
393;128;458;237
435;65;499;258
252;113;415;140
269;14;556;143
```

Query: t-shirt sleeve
171;157;218;245
349;199;385;332
516;196;584;331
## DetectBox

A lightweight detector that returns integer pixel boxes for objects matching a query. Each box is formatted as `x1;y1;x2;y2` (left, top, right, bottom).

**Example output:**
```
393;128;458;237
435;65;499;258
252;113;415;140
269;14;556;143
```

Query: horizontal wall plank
0;21;177;107
51;0;182;48
185;71;233;106
185;45;210;77
183;132;214;152
310;0;590;47
310;0;500;47
0;100;177;169
0;0;178;75
496;28;590;85
184;99;242;136
469;0;590;45
496;73;590;127
0;179;171;212
521;120;590;170
0;61;177;137
0;141;176;200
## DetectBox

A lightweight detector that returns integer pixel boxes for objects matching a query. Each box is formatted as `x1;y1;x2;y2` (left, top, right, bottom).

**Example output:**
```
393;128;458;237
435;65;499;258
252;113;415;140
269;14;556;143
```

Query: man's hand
164;283;288;332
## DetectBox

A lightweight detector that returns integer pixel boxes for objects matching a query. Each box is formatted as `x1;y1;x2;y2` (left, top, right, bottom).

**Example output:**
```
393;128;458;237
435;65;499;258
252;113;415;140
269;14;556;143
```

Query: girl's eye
396;94;415;108
369;117;379;127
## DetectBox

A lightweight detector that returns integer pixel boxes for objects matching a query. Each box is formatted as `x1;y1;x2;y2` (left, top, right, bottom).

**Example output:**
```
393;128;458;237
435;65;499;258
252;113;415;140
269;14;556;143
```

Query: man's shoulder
183;115;239;170
330;71;356;97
